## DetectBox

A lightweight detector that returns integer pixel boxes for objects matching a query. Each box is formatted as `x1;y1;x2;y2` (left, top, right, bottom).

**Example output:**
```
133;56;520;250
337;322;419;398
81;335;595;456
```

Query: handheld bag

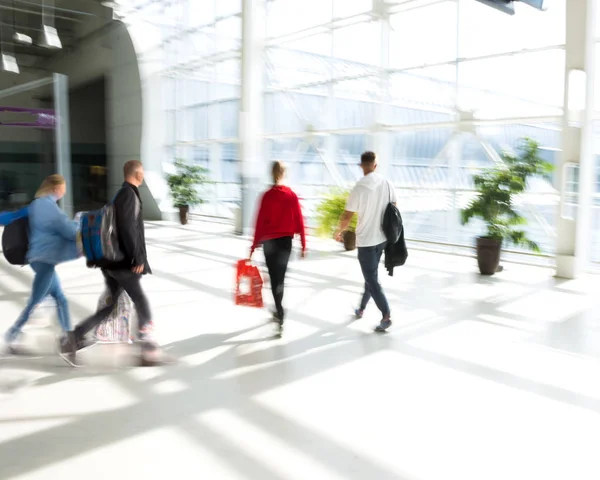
2;216;29;265
94;290;134;344
235;259;264;308
80;204;124;268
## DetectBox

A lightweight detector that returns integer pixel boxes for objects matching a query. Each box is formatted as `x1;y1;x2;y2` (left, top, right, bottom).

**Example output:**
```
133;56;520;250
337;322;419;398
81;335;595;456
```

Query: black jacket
383;208;408;277
106;182;151;274
384;228;408;276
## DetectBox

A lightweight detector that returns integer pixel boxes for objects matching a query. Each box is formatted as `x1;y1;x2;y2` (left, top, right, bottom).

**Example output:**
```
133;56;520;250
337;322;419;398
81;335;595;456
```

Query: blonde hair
35;174;66;198
271;161;286;184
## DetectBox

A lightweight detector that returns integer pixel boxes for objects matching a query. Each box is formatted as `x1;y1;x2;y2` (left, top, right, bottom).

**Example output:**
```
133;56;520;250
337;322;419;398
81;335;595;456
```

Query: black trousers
263;236;292;321
75;269;152;340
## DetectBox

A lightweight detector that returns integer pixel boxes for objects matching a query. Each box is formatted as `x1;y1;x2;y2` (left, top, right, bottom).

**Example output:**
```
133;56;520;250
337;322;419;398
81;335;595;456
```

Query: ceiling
0;0;114;69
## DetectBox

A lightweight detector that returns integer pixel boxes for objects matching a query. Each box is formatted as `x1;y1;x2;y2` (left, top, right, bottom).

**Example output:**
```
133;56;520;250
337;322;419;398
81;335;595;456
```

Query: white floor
1;221;600;480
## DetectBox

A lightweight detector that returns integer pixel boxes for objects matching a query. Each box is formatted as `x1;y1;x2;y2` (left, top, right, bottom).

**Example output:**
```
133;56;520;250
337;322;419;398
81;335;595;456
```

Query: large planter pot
476;237;502;275
178;205;190;225
343;231;356;251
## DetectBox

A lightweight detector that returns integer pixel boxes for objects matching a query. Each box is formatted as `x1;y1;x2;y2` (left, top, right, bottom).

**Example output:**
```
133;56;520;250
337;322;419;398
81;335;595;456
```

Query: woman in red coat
250;161;306;330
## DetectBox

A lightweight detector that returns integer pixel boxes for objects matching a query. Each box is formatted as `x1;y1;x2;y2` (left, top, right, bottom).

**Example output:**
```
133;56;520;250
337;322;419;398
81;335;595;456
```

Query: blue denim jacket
0;206;28;226
27;196;78;265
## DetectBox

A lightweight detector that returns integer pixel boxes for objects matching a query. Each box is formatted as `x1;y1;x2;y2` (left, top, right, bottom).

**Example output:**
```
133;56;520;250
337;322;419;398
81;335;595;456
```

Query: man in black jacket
69;160;165;366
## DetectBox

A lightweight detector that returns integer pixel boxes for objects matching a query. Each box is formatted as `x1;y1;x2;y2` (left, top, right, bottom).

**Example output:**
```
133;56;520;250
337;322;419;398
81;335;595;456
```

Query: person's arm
115;189;145;268
250;193;267;258
0;207;27;226
334;187;359;242
53;206;78;241
294;193;306;255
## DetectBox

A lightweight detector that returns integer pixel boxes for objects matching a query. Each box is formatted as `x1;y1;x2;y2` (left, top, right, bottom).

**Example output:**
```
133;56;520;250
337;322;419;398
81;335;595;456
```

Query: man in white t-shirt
335;151;397;332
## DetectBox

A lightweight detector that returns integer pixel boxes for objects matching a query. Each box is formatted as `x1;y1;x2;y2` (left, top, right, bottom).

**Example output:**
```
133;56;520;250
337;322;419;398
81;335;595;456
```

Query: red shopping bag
235;259;264;308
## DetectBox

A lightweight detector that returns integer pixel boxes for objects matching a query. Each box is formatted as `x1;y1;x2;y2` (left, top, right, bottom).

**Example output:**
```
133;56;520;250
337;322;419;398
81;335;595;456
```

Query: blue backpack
80;193;139;268
80;204;123;268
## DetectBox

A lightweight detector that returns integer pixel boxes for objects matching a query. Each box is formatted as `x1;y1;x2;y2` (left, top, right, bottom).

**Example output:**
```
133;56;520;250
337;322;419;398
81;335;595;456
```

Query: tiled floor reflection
1;221;600;480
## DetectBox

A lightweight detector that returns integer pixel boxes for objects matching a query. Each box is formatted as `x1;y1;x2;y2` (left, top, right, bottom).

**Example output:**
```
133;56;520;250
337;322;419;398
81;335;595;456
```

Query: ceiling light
2;53;20;74
40;25;62;49
13;32;32;45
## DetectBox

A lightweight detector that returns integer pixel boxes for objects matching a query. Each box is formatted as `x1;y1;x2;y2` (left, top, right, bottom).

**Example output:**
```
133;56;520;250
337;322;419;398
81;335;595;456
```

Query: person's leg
73;270;122;341
109;270;172;366
272;237;292;321
356;283;371;318
48;271;71;333
5;262;55;344
263;239;280;319
108;270;152;338
357;243;390;320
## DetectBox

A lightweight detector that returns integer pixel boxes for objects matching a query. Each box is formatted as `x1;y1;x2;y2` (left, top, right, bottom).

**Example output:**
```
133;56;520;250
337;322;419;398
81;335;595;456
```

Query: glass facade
119;0;600;263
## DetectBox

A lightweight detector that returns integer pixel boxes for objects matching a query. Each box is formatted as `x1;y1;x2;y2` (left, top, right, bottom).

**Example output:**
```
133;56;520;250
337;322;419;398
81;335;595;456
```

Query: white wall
44;18;163;220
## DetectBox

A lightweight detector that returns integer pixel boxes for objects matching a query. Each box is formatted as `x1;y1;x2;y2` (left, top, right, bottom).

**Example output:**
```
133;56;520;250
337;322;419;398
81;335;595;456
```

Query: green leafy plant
315;188;357;237
461;138;553;252
166;159;211;208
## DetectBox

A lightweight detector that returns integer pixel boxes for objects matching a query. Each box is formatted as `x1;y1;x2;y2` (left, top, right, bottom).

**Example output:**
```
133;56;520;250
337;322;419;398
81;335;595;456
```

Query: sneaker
6;344;34;356
76;336;97;352
374;317;392;333
272;311;284;335
139;342;176;367
272;311;284;325
58;332;78;367
354;308;364;319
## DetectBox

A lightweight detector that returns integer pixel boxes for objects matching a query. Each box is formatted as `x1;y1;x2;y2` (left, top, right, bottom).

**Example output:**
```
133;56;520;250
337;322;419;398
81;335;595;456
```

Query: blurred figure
335;151;397;332
68;160;168;367
4;175;79;359
0;205;27;225
250;161;306;332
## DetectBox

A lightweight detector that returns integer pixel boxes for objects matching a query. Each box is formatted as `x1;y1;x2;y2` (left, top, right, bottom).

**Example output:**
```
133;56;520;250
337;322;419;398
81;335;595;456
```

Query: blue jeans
5;262;71;344
358;242;391;317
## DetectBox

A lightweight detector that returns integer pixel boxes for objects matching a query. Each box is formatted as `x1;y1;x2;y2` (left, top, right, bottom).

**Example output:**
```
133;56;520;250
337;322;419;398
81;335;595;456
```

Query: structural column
238;0;266;234
371;0;391;178
555;0;597;278
53;73;73;218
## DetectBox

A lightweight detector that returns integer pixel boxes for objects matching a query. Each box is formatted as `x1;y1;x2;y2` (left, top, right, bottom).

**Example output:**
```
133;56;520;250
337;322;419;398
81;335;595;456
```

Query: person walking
65;160;166;366
4;175;79;359
335;151;397;332
250;161;306;331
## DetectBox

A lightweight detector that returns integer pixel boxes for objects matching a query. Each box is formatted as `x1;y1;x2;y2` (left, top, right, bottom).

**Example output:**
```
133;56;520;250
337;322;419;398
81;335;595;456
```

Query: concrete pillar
238;0;265;234
555;0;597;278
373;5;391;178
53;73;73;218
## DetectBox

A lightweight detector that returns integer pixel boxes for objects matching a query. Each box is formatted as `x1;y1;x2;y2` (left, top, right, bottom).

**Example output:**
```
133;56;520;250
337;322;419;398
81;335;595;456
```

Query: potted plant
461;138;553;275
166;159;211;225
316;188;358;251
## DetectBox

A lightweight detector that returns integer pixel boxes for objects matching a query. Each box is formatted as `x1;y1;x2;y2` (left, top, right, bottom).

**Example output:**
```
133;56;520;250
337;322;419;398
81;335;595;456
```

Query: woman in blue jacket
4;174;79;361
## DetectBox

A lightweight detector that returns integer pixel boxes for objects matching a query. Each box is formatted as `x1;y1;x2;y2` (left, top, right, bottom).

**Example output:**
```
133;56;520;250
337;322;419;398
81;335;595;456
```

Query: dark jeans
5;262;71;343
263;236;292;321
358;242;390;317
74;269;152;340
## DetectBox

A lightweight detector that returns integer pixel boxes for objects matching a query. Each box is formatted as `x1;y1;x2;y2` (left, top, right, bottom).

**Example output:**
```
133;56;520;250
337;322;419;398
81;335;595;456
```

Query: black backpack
382;181;403;244
2;216;29;265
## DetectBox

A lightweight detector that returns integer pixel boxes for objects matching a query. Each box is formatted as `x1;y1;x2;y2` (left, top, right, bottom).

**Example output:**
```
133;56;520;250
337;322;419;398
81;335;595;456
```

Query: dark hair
123;160;143;178
360;151;376;165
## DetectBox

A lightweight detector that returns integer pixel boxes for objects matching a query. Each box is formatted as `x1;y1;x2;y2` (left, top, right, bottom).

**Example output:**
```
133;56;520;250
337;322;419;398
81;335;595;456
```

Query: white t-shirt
346;173;397;248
